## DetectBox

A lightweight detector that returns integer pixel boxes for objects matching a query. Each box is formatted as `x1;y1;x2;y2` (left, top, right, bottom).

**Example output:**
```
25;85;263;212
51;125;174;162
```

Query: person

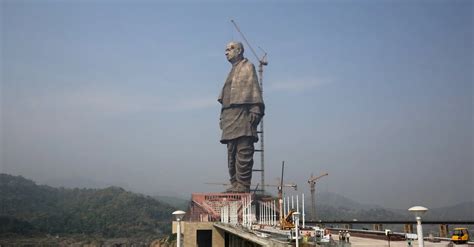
346;231;351;242
218;41;264;193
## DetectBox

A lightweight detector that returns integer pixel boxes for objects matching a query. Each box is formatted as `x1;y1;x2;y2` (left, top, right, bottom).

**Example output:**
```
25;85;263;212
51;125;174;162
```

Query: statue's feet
225;183;238;193
224;183;250;193
225;187;236;193
234;183;250;193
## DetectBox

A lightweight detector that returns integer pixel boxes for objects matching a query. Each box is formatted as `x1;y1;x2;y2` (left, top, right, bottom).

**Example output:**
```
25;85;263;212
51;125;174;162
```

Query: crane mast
308;172;328;221
279;161;285;224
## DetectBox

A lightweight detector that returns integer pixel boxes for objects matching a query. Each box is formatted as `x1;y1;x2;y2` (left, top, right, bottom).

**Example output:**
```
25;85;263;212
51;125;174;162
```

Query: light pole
172;210;186;247
408;206;428;247
294;211;300;247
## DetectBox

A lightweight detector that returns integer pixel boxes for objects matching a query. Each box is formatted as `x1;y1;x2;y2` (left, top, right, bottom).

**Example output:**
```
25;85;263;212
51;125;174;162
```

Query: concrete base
172;221;288;247
172;221;224;247
214;223;288;247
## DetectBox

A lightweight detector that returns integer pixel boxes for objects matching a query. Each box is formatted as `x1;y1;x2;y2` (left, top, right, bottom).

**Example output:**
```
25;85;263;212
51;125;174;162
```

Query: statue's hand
250;112;261;126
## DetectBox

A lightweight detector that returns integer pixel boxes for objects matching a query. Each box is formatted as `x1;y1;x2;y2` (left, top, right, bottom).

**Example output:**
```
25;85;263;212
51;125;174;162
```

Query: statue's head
225;41;244;64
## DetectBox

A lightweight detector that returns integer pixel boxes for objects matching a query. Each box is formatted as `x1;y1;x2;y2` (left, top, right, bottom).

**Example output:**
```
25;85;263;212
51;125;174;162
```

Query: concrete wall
172;222;289;247
172;221;224;247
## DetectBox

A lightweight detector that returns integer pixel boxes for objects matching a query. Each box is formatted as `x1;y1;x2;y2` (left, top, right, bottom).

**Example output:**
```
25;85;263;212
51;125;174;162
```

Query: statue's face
225;43;241;62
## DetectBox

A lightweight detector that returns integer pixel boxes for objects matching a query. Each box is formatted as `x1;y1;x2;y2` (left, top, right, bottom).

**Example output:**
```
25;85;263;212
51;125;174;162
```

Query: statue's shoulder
241;58;256;70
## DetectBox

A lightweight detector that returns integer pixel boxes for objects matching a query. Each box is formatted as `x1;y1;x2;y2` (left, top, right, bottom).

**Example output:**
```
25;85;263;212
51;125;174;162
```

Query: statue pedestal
188;192;253;222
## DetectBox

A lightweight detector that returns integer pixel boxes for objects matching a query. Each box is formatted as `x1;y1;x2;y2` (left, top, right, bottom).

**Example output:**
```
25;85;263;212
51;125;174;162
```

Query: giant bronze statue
218;41;265;193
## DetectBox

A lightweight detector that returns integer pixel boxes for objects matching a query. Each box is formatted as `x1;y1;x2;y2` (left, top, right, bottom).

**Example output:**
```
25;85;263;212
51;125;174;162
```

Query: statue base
187;192;253;222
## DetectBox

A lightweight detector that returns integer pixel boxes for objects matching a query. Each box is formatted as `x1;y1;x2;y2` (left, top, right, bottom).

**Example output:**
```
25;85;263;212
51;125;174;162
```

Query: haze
1;0;472;210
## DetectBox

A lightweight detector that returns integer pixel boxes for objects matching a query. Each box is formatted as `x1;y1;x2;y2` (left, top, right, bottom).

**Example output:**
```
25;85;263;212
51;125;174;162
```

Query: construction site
170;20;473;247
172;189;473;247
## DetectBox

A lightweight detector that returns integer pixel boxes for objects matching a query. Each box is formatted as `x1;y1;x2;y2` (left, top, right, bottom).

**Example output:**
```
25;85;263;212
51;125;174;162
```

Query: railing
305;221;474;245
306;220;474;225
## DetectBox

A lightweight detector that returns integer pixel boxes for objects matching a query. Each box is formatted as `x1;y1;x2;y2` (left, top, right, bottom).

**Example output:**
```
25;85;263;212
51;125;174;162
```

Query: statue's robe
218;58;265;144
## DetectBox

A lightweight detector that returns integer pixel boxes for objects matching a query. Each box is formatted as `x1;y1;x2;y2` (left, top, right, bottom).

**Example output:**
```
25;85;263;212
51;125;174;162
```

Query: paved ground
345;236;471;247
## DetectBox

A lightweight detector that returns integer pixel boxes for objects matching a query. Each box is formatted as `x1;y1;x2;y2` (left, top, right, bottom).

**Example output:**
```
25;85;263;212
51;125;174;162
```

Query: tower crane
308;172;328;221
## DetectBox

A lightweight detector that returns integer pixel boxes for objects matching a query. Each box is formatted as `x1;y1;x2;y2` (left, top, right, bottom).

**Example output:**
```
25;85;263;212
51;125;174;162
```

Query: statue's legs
227;136;254;193
235;137;254;190
227;142;237;190
226;137;254;193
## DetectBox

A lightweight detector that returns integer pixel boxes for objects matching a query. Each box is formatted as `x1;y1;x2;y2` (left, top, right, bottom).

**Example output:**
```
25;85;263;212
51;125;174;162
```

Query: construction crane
308;172;328;221
280;209;296;230
277;161;299;230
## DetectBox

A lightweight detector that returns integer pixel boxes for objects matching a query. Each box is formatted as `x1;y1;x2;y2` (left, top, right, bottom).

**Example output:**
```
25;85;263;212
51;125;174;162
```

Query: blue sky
1;0;472;209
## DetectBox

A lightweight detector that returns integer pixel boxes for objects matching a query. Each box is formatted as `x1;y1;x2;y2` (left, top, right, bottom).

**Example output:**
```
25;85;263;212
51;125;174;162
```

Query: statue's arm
249;105;262;115
249;105;263;126
247;63;264;126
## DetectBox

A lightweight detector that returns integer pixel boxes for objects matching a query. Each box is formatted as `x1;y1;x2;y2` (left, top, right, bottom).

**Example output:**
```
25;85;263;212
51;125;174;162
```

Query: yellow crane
308;172;328;221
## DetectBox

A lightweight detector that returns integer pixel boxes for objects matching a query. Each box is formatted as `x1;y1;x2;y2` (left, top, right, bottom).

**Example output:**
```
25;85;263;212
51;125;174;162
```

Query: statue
218;41;265;193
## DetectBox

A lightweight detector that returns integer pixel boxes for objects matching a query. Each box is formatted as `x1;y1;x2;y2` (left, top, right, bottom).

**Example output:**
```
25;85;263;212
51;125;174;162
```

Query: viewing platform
171;192;473;246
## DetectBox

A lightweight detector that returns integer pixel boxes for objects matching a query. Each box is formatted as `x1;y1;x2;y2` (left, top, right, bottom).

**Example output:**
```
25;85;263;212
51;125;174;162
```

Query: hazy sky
1;0;472;209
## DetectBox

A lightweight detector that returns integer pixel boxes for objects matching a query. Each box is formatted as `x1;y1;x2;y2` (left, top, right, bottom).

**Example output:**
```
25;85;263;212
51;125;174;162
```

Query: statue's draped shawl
218;58;265;143
218;58;264;107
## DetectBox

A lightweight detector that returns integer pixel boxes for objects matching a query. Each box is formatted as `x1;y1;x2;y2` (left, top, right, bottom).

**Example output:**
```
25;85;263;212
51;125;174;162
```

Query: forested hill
0;174;176;238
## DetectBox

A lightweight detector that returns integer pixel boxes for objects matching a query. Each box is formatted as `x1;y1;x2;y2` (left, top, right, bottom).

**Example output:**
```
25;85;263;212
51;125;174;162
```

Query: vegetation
315;191;474;221
2;173;471;244
0;174;175;239
153;195;189;211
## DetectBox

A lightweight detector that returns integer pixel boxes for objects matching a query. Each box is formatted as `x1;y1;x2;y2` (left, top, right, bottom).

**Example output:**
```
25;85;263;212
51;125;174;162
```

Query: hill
312;191;473;221
153;195;189;211
317;191;379;210
425;201;474;220
304;191;405;221
390;201;474;221
0;174;175;238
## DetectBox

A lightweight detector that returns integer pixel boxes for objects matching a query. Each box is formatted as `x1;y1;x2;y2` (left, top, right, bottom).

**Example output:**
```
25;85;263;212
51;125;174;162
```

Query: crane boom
230;20;267;65
308;173;329;183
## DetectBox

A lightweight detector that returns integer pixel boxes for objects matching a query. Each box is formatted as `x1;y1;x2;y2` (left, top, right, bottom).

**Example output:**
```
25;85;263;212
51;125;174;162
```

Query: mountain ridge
0;173;175;238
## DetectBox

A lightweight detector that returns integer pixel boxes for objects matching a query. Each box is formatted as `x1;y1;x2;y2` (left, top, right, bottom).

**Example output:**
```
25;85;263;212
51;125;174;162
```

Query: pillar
404;224;414;233
439;224;449;238
373;224;383;231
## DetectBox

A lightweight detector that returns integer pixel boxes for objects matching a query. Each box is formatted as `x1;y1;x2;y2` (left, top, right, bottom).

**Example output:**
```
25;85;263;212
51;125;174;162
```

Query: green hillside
153;195;189;211
0;174;175;238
